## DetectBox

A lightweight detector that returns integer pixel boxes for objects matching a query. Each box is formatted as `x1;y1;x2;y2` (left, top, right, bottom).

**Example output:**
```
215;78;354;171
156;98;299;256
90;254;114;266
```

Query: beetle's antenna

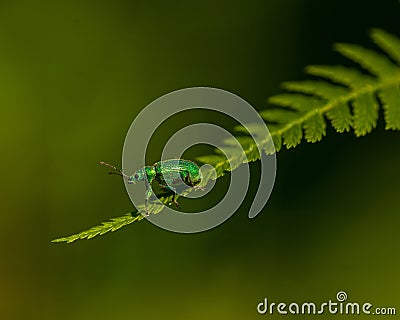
99;161;130;179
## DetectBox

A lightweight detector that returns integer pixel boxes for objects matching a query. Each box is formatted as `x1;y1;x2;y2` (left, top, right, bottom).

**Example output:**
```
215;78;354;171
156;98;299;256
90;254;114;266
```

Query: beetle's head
128;168;146;184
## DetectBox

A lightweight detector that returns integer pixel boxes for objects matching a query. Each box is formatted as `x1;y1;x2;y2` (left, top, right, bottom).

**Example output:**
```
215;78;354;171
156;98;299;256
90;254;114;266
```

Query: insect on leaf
53;28;400;243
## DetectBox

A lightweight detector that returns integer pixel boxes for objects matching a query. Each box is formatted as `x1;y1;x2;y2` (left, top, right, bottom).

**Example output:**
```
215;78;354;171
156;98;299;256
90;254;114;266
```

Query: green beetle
100;159;203;215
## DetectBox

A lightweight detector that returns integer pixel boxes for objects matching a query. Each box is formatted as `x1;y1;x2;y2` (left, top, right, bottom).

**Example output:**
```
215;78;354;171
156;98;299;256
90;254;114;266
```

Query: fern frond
51;213;143;243
53;29;400;243
379;86;400;130
334;43;400;78
306;65;377;88
371;28;400;64
197;29;400;175
282;80;350;99
52;194;176;243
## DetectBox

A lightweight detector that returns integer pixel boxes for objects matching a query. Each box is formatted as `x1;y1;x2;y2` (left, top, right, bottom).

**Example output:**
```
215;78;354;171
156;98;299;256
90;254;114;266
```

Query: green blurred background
1;0;399;319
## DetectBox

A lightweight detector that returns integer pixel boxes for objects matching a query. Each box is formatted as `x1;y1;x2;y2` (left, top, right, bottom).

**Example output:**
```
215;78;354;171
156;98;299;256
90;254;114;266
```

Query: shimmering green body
127;159;202;214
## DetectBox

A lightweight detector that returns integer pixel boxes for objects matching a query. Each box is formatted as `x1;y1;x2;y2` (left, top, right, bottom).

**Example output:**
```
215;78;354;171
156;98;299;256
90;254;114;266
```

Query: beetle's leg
172;193;180;209
144;178;153;216
194;185;206;191
187;174;205;191
165;186;180;208
144;189;153;216
158;184;171;191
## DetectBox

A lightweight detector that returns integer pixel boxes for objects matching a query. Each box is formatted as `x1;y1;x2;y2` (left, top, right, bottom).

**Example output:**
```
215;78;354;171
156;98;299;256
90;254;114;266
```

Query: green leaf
303;114;327;142
224;136;260;162
283;124;303;148
352;92;379;136
268;93;323;112
260;108;297;124
271;133;282;152
334;43;400;78
326;102;352;133
283;80;349;100
379;85;400;130
195;155;229;177
371;29;400;65
52;213;143;243
53;28;400;243
306;65;376;88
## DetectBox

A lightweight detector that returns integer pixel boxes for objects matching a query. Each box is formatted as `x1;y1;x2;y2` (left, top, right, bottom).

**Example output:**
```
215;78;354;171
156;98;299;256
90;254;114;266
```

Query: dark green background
1;0;399;319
